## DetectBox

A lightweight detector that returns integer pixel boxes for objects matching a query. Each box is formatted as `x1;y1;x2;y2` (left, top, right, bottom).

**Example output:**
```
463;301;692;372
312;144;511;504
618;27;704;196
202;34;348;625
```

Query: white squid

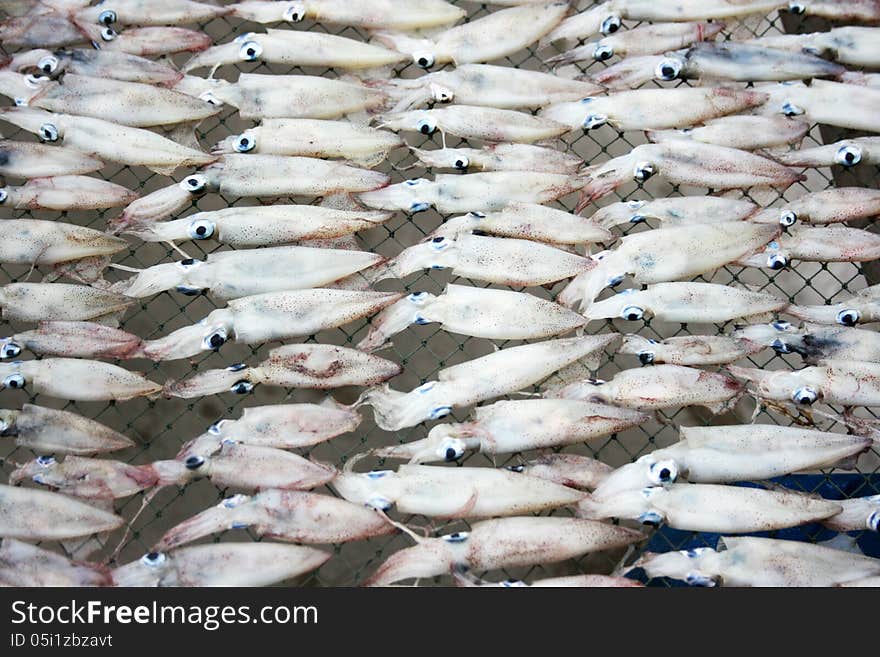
647;116;810;152
74;0;230;26
540;2;623;46
374;399;649;463
740;225;880;269
228;0;465;30
748;26;880;68
734;321;880;364
772;137;880;168
757;80;880;133
609;0;787;21
410;144;582;175
0;539;110;587
0;321;144;361
0;139;103;178
509;453;614;492
0;282;134;324
0;357;161;401
0;219;127;273
164;344;402;398
357;284;586;352
0;403;134;456
7;48;183;86
787;284;880;326
748;188;880;226
1;176;138;211
823;495;880;533
0;484;123;541
590;196;759;229
619;333;767;367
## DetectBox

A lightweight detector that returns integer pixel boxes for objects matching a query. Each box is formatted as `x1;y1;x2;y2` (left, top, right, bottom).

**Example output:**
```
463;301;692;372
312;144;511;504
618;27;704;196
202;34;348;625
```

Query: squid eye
239;40;263;62
184;455;205;470
593;44;614;61
366;495;393;511
177;258;203;270
792;386;818;405
416;117;437;135
36;455;55;467
502;579;527;587
767;253;789;270
230;380;254;394
637;350;655;365
414;52;435;69
200;90;222;106
434;88;453;103
227;363;247;372
141;552;167;567
100;26;117;41
633;162;655;182
283;2;305;22
601;14;621;35
0;342;21;359
837;309;860;326
207;419;226;435
405;178;424;187
429;236;449;250
175;285;202;295
648;460;678;485
202;327;227;351
788;1;806;14
234;134;255;152
181;174;208;194
441;531;469;543
507;464;525;473
187;219;215;240
655;58;681;81
3;373;25;389
429;406;452;420
834;145;861;167
39;123;58;142
582;113;607;130
37;55;58;74
772;320;792;331
638;511;664;526
620;305;644;321
98;9;117;25
771;338;793;354
779;210;797;227
436;437;466;461
867;511;880;533
685;572;716;587
453;155;469;170
781;101;804;117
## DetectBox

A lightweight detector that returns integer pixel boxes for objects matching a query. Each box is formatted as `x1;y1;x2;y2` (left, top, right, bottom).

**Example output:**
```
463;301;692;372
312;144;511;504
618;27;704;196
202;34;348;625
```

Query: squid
370;64;601;113
734;321;880;364
138;289;403;361
576;142;803;206
0;403;134;455
164;343;402;398
74;0;230;26
410;144;582;175
358;172;586;214
0;484;123;541
201;73;390;120
573;282;787;324
728;360;880;407
213;119;404;168
548;21;723;67
748;188;880;226
20;73;220;128
547;364;744;414
372;2;569;69
653;42;846;83
588;55;670;91
0;358;162;401
115;155;389;226
823;495;880;533
0;107;215;175
748;26;880;68
0;539;110;587
0;321;145;361
362;516;644;586
154;489;394;551
0;282;134;324
1;176;138;211
592;424;873;500
455;571;642;588
332;463;584;517
591;196;758;229
578;483;841;532
374;399;649;463
428;204;612;246
118;246;384;300
0;4;91;48
11;445;337;499
7;47;183;86
540;2;623;46
510;453;614;492
375;107;569;145
610;0;787;21
0;219;127;273
123;205;393;247
357;284;586;352
619;334;766;367
558;221;779;307
771;137;880;168
177;399;361;459
0;139;103;178
786;1;880;22
758;80;880;133
41;22;213;57
111;544;330;588
539;87;767;133
741;226;880;269
357;334;619;431
787;284;880;326
628;536;880;587
376;234;595;288
647;116;810;152
228;0;465;30
182;29;407;73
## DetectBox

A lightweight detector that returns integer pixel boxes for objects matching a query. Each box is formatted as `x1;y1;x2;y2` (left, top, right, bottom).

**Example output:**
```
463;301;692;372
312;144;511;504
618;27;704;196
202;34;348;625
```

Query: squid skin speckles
0;358;162;401
647;116;810;152
0;140;103;178
619;334;766;367
0;539;110;587
6;48;184;86
591;196;759;229
0;321;146;361
741;225;880;269
771;137;880;168
757;80;880;133
748;188;880;226
0;219;127;270
411;144;583;175
229;0;465;30
0;283;135;324
74;0;231;26
2;176;138;212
